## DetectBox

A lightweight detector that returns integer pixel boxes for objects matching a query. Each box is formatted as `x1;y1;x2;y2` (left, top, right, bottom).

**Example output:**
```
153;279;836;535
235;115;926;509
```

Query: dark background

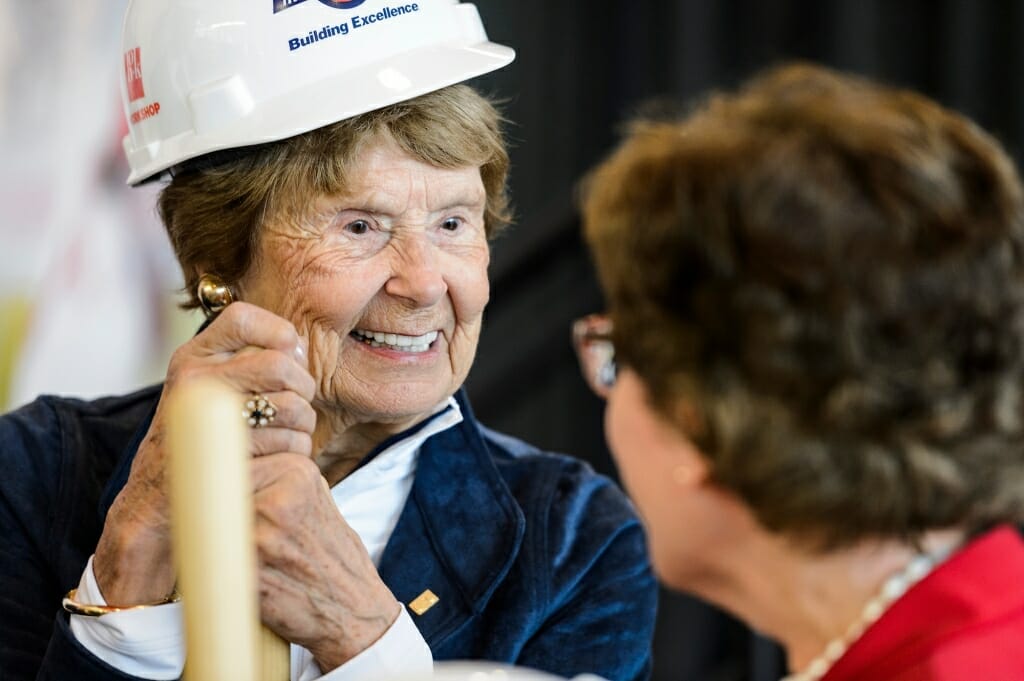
460;2;1024;680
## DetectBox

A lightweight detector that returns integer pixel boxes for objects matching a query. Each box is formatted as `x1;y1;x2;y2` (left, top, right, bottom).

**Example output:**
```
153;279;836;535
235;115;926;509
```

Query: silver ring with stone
244;394;277;429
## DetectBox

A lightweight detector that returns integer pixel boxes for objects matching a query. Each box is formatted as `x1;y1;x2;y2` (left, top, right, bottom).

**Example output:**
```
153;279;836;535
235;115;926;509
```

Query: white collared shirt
70;398;464;681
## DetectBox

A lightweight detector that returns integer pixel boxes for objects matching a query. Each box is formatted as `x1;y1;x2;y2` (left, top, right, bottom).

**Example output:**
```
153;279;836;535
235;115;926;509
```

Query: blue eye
346;219;370;235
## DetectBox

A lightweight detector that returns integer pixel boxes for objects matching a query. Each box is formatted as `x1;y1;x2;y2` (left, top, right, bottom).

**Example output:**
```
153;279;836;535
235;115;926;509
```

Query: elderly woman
0;2;656;680
576;64;1024;681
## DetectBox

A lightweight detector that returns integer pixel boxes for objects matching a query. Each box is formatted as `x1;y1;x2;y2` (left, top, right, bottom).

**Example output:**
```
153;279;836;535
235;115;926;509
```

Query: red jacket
825;525;1024;681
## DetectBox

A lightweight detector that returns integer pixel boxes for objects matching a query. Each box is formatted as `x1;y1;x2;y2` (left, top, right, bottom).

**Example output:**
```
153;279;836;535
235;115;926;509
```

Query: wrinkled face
238;134;490;425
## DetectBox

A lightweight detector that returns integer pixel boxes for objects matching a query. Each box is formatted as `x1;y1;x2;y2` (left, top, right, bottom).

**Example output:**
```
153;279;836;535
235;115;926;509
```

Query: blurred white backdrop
0;0;197;411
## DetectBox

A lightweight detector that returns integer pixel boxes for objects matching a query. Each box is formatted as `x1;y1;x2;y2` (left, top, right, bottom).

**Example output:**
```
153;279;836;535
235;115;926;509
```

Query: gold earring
197;274;234;318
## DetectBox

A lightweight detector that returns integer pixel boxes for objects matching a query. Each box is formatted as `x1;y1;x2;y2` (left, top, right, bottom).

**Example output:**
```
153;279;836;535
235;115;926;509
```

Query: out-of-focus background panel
0;0;193;412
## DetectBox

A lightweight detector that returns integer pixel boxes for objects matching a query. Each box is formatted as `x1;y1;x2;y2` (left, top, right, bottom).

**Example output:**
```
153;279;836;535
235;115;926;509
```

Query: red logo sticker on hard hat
124;48;145;102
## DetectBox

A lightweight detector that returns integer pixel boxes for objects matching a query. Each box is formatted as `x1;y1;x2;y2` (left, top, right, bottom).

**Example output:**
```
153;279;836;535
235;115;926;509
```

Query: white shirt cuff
68;555;186;680
301;606;433;681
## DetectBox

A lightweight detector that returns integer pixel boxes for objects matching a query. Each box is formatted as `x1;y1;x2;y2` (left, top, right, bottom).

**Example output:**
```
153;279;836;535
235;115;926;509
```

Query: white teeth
353;328;439;353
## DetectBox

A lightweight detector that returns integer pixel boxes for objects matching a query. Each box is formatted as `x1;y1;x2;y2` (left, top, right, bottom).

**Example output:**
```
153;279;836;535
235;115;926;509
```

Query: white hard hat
119;0;515;185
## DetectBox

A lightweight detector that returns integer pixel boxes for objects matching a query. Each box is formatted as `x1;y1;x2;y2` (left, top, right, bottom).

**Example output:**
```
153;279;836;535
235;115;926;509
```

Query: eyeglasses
572;313;617;398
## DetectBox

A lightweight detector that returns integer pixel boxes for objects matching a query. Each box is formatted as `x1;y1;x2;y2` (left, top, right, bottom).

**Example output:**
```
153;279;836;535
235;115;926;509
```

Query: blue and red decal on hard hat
318;0;370;8
275;0;368;13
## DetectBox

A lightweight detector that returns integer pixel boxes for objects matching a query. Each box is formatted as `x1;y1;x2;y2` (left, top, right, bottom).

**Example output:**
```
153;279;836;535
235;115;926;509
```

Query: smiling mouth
351;328;439;353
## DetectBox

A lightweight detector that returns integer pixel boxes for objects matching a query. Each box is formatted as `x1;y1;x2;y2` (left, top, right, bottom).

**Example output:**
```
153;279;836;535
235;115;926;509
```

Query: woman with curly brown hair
576;63;1024;681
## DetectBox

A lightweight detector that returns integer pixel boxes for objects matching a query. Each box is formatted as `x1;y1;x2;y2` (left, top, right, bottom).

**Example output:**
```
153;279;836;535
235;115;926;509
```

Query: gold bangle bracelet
62;588;181;617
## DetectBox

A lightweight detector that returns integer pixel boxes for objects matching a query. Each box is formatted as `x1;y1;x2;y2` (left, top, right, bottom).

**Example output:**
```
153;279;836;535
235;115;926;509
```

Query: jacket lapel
377;390;525;647
97;397;158;522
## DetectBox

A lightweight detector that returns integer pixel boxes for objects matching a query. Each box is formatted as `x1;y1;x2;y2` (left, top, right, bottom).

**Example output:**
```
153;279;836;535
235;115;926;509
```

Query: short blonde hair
159;84;511;310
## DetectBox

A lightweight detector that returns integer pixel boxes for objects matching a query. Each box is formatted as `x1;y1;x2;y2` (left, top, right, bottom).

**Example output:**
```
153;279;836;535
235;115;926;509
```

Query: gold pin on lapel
409;589;440;616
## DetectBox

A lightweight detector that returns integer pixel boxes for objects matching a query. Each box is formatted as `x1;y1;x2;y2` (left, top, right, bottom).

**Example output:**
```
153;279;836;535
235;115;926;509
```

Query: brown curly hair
583;63;1024;549
158;84;512;310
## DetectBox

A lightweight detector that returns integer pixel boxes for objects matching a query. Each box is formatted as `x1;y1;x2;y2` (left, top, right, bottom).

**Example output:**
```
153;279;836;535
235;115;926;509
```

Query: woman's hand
93;303;317;605
250;452;401;671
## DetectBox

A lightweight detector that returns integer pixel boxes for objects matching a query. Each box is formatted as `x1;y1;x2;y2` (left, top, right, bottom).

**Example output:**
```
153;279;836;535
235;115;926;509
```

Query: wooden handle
259;623;291;680
168;378;290;680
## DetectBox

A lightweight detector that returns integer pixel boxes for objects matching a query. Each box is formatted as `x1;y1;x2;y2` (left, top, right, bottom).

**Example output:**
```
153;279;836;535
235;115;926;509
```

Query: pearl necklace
780;542;960;681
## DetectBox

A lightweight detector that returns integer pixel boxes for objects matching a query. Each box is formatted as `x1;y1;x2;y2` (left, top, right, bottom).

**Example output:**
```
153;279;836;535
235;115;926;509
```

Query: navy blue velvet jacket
0;386;657;680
